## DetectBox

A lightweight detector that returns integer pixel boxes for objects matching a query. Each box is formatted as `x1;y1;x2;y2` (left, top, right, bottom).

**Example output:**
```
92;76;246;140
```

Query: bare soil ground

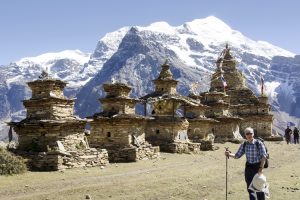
0;141;300;200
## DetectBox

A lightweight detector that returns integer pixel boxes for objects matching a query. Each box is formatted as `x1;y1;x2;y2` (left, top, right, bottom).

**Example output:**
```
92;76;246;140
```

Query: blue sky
1;0;299;65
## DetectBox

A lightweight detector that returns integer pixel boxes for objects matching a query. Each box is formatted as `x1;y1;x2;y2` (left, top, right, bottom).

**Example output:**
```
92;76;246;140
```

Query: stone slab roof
140;92;200;106
88;112;151;120
215;116;243;122
188;117;219;123
27;78;66;86
23;97;75;103
8;118;86;126
100;97;141;103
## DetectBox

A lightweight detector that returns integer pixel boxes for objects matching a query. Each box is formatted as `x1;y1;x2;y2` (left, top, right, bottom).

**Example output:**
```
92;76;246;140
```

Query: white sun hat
248;173;270;199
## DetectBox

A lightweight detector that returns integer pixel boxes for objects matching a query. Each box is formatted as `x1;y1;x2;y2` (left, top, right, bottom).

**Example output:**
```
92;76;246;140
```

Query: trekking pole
225;147;230;200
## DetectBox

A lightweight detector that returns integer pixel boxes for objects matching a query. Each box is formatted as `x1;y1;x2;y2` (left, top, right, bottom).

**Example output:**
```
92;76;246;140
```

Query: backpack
243;137;269;168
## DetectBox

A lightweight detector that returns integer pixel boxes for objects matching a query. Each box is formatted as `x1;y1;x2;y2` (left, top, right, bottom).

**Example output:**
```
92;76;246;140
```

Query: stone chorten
88;82;160;162
200;91;243;142
141;61;201;153
210;45;274;139
185;93;218;150
9;71;108;170
211;44;247;92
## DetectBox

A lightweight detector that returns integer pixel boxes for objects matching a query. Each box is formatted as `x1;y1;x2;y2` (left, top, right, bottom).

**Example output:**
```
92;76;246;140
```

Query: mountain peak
137;21;175;34
183;16;233;40
190;16;229;26
186;16;231;31
100;27;130;50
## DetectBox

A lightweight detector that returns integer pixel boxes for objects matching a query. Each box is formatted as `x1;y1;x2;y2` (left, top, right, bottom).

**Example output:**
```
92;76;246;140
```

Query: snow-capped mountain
0;16;299;139
4;50;90;88
74;16;296;120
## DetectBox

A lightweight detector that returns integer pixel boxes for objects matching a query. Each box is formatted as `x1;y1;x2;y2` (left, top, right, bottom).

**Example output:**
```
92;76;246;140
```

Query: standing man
225;127;267;200
293;127;299;144
284;126;292;144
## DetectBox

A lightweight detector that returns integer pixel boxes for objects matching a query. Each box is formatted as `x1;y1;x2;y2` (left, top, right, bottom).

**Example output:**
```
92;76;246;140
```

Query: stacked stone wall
14;122;86;152
213;122;241;141
146;119;189;143
90;121;146;148
187;121;212;141
226;89;258;105
240;116;272;138
159;142;200;153
154;82;177;94
30;84;65;99
51;104;74;118
25;100;74;120
14;148;108;171
105;144;160;162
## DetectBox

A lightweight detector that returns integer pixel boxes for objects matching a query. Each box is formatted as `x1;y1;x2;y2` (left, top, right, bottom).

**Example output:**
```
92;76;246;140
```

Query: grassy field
0;141;299;200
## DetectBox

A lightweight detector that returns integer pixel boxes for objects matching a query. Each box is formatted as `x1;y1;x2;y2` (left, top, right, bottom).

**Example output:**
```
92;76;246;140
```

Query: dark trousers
245;162;265;200
295;137;299;144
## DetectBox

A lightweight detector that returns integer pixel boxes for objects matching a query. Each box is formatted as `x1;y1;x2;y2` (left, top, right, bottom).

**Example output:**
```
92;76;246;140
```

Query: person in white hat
225;127;268;200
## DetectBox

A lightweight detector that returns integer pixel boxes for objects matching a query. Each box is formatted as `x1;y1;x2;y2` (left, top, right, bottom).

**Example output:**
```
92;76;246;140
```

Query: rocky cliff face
267;56;300;132
0;74;17;139
269;55;300;117
0;76;9;119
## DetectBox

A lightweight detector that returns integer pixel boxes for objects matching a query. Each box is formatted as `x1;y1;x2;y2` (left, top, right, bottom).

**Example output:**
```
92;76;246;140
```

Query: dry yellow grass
0;141;299;200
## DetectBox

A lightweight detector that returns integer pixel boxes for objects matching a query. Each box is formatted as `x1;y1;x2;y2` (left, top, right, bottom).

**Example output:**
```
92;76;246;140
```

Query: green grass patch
0;147;27;175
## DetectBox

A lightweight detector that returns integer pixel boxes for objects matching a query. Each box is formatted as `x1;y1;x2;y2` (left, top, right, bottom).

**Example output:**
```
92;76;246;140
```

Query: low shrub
0;147;27;175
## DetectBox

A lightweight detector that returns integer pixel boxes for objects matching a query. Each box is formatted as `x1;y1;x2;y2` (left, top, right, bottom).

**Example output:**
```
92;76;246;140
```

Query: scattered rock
85;194;91;199
214;146;220;150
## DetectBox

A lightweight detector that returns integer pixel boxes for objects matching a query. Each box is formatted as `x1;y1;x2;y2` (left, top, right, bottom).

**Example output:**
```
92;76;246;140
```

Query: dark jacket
294;128;299;138
285;128;292;138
